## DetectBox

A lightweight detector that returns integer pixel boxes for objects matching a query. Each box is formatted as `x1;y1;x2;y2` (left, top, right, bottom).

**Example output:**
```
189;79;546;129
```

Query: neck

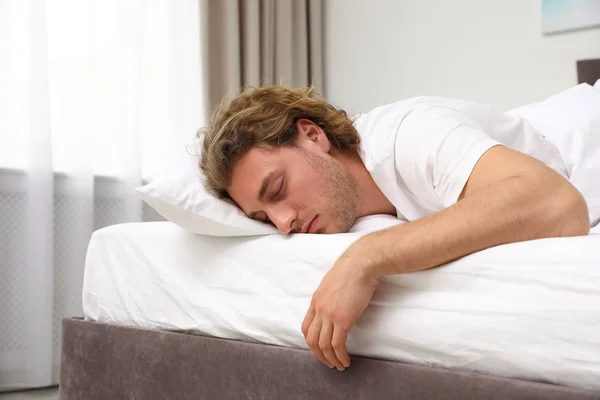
333;149;396;219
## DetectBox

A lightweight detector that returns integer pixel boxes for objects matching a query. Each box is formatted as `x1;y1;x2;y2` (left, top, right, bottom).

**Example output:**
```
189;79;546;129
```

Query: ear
294;119;331;153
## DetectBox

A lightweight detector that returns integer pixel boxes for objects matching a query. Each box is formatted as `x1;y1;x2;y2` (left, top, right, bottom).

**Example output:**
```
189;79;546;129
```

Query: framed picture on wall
542;0;600;35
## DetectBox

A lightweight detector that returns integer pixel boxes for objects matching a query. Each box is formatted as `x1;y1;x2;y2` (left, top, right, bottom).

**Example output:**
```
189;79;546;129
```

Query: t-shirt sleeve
393;106;501;210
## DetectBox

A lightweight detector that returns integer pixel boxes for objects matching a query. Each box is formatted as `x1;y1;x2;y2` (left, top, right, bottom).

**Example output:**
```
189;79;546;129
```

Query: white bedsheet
83;219;600;391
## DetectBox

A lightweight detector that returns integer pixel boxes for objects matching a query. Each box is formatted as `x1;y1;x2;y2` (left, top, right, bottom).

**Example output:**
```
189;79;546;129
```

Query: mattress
82;219;600;391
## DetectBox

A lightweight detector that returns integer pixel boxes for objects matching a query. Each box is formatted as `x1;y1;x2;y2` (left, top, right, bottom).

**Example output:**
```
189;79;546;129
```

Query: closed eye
274;177;285;201
254;211;271;225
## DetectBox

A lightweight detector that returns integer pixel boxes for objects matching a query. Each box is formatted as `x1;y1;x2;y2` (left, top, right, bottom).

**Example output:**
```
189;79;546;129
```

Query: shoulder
353;96;483;167
353;96;486;134
352;97;431;165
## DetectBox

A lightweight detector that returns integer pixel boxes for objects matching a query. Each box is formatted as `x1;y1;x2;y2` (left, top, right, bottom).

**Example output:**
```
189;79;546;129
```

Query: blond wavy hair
198;86;360;197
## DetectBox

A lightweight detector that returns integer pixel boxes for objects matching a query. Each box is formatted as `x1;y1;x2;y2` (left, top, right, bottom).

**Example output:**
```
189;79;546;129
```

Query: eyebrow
248;171;274;220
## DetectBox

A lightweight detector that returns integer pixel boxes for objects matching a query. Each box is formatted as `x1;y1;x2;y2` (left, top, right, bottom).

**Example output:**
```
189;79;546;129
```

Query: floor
0;387;59;400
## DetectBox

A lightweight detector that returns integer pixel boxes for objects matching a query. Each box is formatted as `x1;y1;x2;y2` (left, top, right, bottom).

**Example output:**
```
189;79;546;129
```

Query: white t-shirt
353;96;568;222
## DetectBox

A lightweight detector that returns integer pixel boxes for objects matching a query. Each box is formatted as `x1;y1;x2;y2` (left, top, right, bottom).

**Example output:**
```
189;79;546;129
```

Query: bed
59;61;600;400
60;320;599;400
60;219;600;399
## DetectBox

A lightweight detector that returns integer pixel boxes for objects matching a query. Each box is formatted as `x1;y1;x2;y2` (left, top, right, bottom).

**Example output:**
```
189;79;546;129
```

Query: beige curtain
199;0;324;112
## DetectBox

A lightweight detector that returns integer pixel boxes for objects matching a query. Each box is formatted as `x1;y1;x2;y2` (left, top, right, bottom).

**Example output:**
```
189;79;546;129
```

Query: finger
301;307;316;338
307;318;333;368
332;325;351;368
319;319;344;370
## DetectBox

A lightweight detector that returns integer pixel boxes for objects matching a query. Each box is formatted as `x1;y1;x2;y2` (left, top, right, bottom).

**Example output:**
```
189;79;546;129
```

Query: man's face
228;123;358;234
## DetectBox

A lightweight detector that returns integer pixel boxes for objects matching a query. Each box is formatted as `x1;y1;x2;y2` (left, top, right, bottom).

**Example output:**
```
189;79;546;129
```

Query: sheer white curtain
0;0;205;390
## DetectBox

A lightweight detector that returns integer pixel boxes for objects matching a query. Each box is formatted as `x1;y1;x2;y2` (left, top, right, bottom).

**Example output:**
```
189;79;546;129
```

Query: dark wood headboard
577;59;600;85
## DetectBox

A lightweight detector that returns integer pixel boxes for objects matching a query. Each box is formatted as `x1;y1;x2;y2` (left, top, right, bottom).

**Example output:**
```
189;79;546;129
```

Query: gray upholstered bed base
60;318;600;400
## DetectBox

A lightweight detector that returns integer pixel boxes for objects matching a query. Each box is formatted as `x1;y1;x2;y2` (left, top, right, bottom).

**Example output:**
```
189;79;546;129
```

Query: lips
306;215;318;234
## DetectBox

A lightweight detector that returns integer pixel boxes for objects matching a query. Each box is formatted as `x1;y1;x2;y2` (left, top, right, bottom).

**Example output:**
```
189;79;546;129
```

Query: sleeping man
198;83;600;371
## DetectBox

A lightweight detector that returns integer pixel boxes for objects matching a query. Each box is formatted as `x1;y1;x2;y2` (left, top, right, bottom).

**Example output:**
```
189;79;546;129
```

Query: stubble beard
300;149;358;234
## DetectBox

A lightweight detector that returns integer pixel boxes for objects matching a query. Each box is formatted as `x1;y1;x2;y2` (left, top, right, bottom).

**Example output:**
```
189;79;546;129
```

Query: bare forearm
364;175;589;278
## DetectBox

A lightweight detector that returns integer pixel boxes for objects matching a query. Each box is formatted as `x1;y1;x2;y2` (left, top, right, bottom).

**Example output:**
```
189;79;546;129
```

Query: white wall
324;0;600;115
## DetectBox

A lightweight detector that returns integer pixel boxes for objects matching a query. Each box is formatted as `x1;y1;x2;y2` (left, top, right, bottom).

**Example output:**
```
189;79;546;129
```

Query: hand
301;239;381;371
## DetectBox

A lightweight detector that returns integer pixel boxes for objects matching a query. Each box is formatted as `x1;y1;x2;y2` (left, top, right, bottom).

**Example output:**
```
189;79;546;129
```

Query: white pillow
136;147;403;237
136;151;279;237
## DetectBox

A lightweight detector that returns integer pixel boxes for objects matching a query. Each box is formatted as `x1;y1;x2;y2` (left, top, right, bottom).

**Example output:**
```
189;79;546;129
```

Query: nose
266;203;297;234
